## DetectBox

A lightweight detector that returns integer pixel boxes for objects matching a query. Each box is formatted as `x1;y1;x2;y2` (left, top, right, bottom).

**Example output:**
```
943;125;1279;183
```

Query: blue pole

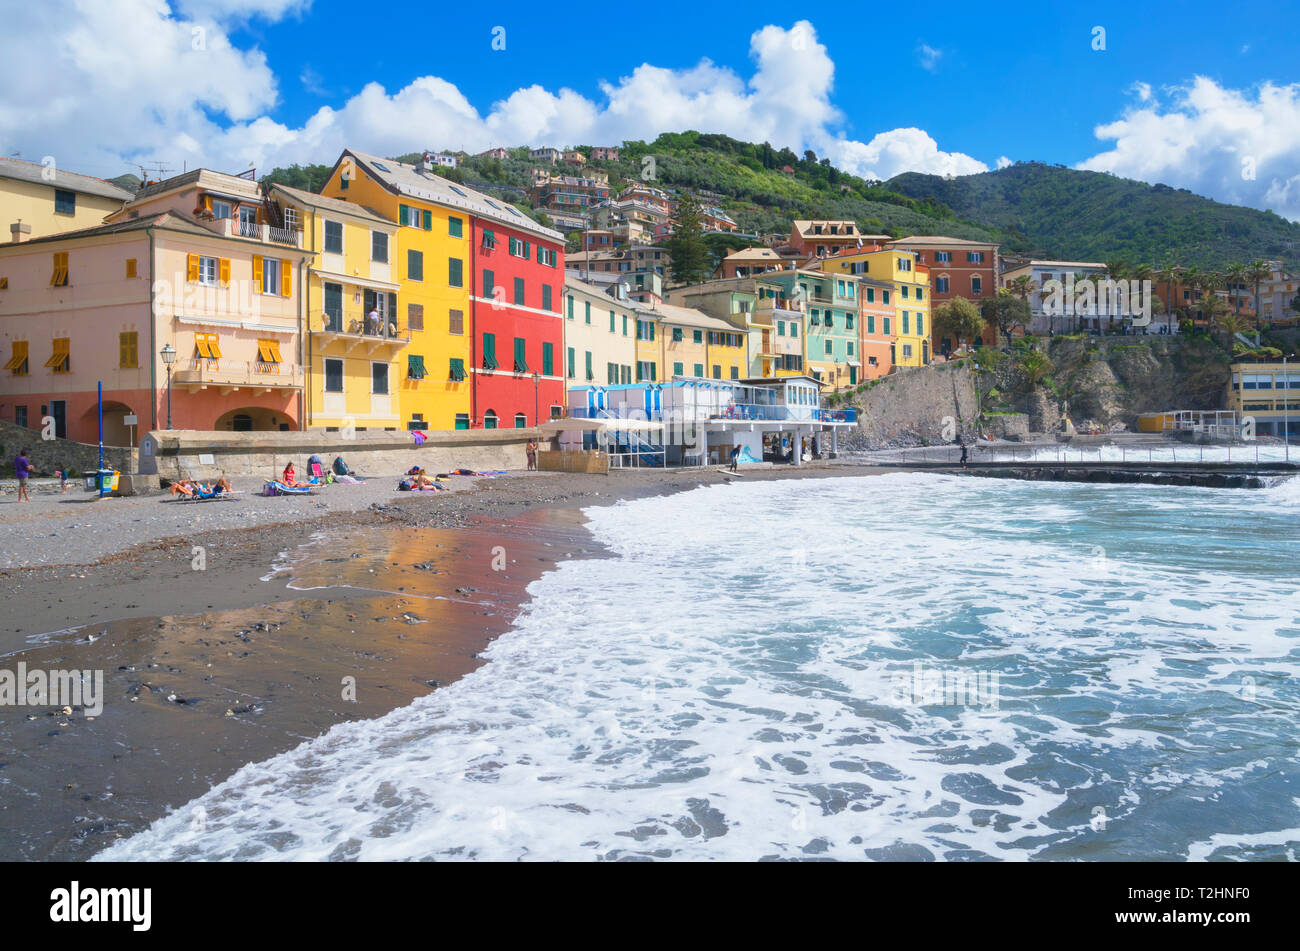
98;381;104;498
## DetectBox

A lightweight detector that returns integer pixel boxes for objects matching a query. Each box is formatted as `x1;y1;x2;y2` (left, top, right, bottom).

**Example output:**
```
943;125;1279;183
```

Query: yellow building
0;156;132;241
317;150;473;430
269;184;404;431
639;301;748;381
563;277;637;387
820;249;932;367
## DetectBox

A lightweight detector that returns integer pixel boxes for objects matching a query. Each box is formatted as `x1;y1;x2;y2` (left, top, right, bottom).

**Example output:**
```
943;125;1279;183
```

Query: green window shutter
514;337;527;372
407;354;426;379
482;333;497;369
483;269;494;297
449;258;463;287
449;357;465;381
673;328;683;342
585;351;593;380
609;310;615;332
693;329;702;343
423;209;432;230
449;217;462;238
694;363;703;377
584;301;591;324
567;346;575;378
400;203;410;225
524;241;530;258
542;342;554;376
673;361;683;376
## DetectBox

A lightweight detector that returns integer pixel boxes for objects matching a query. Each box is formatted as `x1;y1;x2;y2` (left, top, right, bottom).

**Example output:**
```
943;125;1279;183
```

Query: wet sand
0;464;884;860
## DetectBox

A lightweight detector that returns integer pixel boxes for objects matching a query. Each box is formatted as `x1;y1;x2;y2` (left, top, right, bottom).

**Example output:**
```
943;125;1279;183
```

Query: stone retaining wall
140;428;540;481
0;419;136;477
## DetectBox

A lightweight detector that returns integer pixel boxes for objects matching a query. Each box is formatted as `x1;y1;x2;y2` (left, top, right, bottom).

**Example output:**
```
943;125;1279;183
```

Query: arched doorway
80;400;138;447
215;407;291;432
483;410;498;429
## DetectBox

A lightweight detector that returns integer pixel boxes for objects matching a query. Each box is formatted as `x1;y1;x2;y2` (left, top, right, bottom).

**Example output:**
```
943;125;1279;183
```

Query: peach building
0;169;311;445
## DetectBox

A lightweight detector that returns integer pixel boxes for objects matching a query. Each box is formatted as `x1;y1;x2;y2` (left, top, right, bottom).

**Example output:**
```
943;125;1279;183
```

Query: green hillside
887;162;1300;270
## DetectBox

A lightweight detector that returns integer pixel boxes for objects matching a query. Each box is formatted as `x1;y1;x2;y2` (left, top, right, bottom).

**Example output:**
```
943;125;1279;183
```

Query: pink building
0;169;311;445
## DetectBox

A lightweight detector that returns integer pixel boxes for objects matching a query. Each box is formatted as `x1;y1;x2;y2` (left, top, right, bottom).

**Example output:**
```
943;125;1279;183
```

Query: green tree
933;297;986;348
666;191;711;286
981;288;1031;344
1244;259;1272;323
1019;349;1054;388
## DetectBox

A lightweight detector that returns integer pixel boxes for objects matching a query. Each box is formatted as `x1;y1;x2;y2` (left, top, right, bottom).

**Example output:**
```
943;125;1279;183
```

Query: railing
318;312;407;339
238;219;260;239
268;225;299;245
173;359;304;388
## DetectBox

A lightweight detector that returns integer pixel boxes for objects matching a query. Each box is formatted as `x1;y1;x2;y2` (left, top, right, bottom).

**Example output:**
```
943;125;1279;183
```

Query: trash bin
85;469;119;493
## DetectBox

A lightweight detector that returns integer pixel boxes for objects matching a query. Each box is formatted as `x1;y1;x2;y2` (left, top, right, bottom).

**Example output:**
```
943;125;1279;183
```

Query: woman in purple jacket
14;449;31;502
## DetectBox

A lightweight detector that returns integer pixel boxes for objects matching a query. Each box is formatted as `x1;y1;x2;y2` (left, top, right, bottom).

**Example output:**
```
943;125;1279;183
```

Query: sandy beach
0;462;883;860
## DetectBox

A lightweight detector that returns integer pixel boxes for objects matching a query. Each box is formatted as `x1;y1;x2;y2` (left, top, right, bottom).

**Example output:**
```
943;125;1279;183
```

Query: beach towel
412;430;427;446
263;480;313;496
334;474;364;485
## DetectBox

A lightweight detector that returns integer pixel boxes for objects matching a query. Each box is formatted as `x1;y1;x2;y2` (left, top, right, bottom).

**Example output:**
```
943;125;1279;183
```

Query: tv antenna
134;161;173;182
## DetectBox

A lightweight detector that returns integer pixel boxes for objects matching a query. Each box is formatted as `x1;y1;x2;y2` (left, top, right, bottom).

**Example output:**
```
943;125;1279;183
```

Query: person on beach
729;445;740;472
960;442;969;467
56;464;68;493
282;461;296;485
14;449;31;502
526;438;538;471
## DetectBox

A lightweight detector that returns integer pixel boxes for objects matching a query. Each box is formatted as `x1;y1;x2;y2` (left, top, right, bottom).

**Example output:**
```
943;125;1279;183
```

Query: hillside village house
529;147;561;164
764;270;863;387
563;276;637;388
1227;360;1299;439
1256;262;1299;324
716;247;787;279
857;277;896;379
664;275;784;379
589;147;621;162
0;156;133;242
1000;260;1144;334
0;168;310;444
788;220;867;259
633;301;748;383
320;149;566;430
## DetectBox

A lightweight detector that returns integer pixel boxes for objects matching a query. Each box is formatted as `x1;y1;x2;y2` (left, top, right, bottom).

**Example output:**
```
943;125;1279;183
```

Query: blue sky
5;1;1300;218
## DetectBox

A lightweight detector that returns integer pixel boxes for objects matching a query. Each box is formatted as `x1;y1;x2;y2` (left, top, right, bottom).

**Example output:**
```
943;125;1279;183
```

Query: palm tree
1225;262;1246;317
1181;266;1202;323
1155;261;1180;318
1244;259;1273;325
1199;271;1224;331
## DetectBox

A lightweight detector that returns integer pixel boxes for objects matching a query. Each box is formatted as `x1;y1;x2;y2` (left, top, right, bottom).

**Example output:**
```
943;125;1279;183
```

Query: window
584;301;591;324
449;357;466;381
971;276;982;295
542;341;554;376
448;308;463;335
449;258;463;288
194;332;222;359
482;269;494;298
482;332;498;369
864;287;875;303
882;290;890;305
622;315;629;336
400;204;424;229
898;257;912;272
902;344;914;358
847;341;855;356
125;258;137;279
481;230;496;251
542;284;552;311
371;362;389;395
371;231;388;263
672;327;684;342
567;295;575;320
4;340;29;375
483;411;498;429
693;363;704;377
14;405;25;427
119;332;138;368
883;317;891;335
790;322;798;338
408;249;423;281
448;217;463;238
51;251;70;286
935;251;951;263
454;413;469;430
901;285;910;300
407;354;426;379
673;361;684;376
196;255;218;285
917;314;925;335
825;340;833;355
515;413;528;428
324;220;343;254
514;337;528;372
514;277;525;305
777;321;785;337
730;366;739;380
846;314;854;330
967;252;985;263
256;338;283;364
567;346;575;378
609;310;616;333
324;358;344;392
712;364;721;379
585;350;593;381
260;256;280;295
538;247;557;267
916;288;924;301
902;312;910;334
47;338;70;373
54;189;75;215
866;314;875;334
692;329;703;344
211;199;232;219
936;277;949;293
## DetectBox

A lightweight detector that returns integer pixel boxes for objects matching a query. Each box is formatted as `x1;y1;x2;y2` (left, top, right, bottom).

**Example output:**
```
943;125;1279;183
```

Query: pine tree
667;192;710;286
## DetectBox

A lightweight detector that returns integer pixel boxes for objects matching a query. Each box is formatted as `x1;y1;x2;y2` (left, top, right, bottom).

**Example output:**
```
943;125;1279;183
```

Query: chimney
10;220;30;243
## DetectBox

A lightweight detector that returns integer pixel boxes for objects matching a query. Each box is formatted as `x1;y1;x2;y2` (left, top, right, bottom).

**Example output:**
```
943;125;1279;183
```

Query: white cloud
996;155;1013;169
1132;81;1153;103
918;44;942;72
1078;76;1300;221
0;7;987;187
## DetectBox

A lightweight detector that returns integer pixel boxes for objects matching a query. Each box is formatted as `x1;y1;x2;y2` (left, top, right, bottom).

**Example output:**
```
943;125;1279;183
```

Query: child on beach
56;464;68;493
526;438;538;471
14;449;31;502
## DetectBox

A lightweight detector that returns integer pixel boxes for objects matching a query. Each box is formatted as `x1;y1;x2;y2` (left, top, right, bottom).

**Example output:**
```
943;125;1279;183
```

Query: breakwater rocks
959;464;1292;489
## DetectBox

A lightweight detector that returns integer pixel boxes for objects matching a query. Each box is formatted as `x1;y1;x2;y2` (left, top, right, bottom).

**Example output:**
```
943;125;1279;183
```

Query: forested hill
887;162;1300;270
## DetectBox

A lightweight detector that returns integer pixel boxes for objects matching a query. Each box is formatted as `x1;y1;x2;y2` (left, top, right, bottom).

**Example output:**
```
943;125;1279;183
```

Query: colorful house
885;235;999;353
857;278;896;379
1227;361;1300;439
820;249;931;367
641;302;748;381
563;277;637;388
0;156;133;241
663;275;787;378
761;270;862;387
268;183;404;432
0;168;310;444
319;149;564;430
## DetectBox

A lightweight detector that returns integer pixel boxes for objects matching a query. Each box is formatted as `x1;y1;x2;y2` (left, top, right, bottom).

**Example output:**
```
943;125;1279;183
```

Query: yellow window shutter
256;339;271;362
208;334;222;360
187;253;199;282
219;258;231;286
3;341;25;370
45;338;69;368
280;259;291;297
203;195;212;211
268;340;283;362
194;334;210;359
252;255;263;286
126;258;137;278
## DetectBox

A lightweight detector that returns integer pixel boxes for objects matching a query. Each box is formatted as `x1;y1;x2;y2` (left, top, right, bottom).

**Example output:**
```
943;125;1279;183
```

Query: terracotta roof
269;183;394;227
0;156;133;202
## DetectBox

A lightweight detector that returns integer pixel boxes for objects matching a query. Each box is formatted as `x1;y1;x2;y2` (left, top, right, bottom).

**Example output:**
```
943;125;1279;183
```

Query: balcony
206;216;303;247
172;359;304;394
314;311;410;353
706;403;857;423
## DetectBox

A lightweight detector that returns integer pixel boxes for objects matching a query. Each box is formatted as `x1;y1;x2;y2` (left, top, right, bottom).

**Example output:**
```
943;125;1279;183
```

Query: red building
885;236;1000;353
469;214;566;428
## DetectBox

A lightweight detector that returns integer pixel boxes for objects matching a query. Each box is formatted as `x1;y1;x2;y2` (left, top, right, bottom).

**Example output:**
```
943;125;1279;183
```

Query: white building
1001;260;1172;334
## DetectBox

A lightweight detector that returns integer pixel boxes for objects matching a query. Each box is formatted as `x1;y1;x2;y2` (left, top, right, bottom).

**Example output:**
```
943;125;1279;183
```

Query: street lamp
532;370;541;426
160;343;176;429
